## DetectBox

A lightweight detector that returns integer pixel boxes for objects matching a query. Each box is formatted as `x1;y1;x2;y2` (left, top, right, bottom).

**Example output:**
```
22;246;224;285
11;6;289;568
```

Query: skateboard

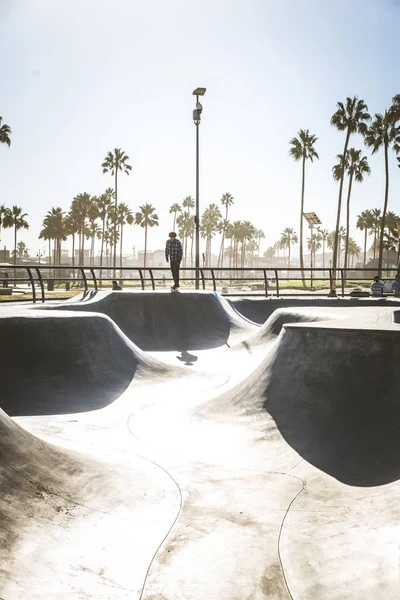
170;287;180;293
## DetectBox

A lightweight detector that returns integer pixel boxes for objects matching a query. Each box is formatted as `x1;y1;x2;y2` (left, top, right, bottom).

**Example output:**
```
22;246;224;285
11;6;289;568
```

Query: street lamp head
196;101;203;113
193;87;206;96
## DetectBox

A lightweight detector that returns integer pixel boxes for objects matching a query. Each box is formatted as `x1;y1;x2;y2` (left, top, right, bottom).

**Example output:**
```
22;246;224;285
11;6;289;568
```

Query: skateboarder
165;232;183;290
112;280;122;290
370;275;383;296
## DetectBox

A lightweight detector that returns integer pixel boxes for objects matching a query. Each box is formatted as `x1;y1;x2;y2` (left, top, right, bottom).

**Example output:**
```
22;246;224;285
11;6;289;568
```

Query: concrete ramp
0;310;172;416
45;291;255;350
0;408;179;600
201;308;400;486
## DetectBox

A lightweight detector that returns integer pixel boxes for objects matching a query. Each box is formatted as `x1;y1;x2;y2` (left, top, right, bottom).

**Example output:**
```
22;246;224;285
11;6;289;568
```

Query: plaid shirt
165;238;183;262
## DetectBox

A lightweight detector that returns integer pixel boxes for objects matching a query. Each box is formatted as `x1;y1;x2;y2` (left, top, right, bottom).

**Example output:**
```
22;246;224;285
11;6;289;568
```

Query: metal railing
0;264;399;303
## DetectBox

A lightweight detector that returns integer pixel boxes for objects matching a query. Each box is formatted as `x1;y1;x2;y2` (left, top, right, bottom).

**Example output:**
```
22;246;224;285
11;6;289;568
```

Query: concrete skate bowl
229;296;400;325
43;291;256;351
235;306;344;351
0;311;171;416
200;317;400;486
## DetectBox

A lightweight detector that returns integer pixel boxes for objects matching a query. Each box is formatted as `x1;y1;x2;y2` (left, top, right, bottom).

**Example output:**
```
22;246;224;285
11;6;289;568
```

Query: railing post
80;268;88;293
396;264;400;297
210;269;216;292
89;268;98;291
263;269;268;297
35;267;45;302
138;269;145;290
274;269;279;298
328;268;334;296
340;269;345;297
26;266;36;303
149;269;155;290
200;269;205;290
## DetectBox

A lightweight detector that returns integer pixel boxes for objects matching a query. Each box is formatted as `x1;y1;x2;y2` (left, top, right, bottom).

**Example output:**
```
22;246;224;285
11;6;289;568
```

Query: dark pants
170;260;181;287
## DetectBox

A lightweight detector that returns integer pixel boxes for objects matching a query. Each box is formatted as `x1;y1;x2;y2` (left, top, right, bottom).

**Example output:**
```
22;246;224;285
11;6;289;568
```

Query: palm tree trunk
120;223;123;279
173;213;176;231
322;240;325;275
331;128;351;293
48;239;51;268
144;226;148;270
344;171;354;274
113;170;118;269
288;242;291;269
299;152;306;285
72;234;75;280
363;229;367;266
13;225;17;279
378;142;389;276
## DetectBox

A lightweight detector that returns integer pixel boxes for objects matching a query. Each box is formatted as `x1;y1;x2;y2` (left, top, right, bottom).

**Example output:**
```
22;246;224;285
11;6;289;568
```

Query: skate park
0;289;400;600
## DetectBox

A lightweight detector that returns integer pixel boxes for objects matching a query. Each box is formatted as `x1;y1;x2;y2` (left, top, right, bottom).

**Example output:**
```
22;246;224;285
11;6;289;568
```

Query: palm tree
200;204;222;267
369;208;382;259
0;204;7;240
218;192;234;268
169;203;182;231
365;111;400;274
181;196;195;266
330;96;370;291
256;230;265;260
71;193;92;265
343;149;370;271
316;228;329;274
3;206;29;274
307;234;321;268
43;207;67;266
97;188;114;273
117;203;134;272
102;148;132;267
0;117;11;147
346;238;361;268
87;197;100;263
135;204;159;269
280;227;298;269
356;209;373;266
289;129;319;285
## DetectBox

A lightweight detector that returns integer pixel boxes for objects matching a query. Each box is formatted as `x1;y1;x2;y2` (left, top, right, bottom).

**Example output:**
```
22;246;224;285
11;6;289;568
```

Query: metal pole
195;108;200;290
310;224;313;290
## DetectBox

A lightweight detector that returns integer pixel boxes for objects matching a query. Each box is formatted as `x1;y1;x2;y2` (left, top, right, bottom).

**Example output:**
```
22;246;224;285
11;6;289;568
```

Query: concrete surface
0;292;399;599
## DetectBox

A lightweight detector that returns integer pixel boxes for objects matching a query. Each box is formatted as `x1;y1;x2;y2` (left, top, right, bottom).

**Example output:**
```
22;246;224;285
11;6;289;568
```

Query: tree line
291;94;400;287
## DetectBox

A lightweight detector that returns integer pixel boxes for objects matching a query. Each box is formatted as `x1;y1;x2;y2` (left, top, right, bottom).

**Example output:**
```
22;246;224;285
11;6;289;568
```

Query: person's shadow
177;351;198;366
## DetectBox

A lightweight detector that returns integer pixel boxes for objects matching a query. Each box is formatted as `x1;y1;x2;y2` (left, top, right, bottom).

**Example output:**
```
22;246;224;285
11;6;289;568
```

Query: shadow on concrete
0;313;166;416
263;327;400;486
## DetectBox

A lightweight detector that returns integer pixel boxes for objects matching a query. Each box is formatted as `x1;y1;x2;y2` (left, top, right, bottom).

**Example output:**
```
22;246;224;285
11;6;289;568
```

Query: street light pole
193;87;206;290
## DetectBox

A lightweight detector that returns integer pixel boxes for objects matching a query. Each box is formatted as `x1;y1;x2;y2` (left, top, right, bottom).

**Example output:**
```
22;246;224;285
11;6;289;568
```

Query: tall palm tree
87;197;99;263
307;233;321;268
343;149;370;271
97;188;114;272
102;148;132;267
169;203;182;231
135;204;159;269
356;209;373;266
65;211;79;275
369;208;382;259
200;204;222;267
316;228;329;274
181;196;195;266
71;193;92;265
117;202;134;271
0;204;7;240
365;111;400;274
280;227;298;268
256;229;265;259
218;192;234;268
346;238;361;268
3;206;29;273
240;220;256;268
330;96;370;291
44;207;67;266
289;129;319;285
0;117;11;147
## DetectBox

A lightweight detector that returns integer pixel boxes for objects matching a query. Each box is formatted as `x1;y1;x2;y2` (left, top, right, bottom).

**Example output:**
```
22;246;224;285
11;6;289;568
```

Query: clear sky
1;0;399;258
